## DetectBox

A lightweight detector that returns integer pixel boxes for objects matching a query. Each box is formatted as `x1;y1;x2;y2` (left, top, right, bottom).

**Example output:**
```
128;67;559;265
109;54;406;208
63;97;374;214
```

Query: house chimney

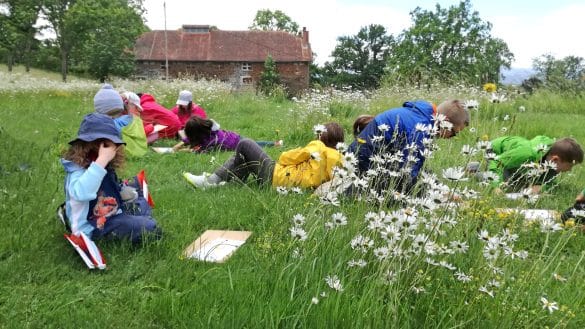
302;27;309;44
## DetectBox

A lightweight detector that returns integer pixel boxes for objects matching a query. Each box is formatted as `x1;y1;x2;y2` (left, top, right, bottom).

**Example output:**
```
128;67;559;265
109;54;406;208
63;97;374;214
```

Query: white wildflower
324;275;344;292
540;296;559;314
442;167;468;181
289;227;307;241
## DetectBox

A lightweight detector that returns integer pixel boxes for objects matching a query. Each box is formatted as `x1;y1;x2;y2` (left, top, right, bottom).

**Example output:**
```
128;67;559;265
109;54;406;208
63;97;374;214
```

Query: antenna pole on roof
164;1;169;81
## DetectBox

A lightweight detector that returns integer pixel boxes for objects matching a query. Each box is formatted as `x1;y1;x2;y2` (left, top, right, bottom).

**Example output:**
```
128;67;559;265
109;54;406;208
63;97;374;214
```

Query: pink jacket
171;104;208;128
139;94;181;138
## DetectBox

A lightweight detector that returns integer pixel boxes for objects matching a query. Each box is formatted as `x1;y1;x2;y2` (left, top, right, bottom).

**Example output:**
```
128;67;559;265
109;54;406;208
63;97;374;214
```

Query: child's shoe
183;172;216;189
275;140;284;147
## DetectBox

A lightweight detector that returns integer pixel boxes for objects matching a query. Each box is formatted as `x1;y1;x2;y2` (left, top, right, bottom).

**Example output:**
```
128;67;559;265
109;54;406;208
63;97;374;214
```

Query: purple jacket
198;129;241;152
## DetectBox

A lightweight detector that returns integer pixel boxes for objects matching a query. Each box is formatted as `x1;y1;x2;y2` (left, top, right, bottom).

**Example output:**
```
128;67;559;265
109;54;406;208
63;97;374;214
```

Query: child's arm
67;163;107;201
172;141;185;152
576;190;585;202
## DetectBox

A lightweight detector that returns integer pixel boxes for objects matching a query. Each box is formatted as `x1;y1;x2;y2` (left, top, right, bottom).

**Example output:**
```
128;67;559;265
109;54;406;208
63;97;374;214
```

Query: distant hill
500;67;536;85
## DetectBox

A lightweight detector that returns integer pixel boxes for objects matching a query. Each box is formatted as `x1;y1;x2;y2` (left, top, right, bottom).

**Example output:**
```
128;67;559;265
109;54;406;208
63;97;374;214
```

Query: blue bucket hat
69;113;125;145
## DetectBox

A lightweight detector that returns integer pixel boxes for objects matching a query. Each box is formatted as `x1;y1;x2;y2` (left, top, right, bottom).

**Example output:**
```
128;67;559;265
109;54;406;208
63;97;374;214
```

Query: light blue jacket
61;159;107;237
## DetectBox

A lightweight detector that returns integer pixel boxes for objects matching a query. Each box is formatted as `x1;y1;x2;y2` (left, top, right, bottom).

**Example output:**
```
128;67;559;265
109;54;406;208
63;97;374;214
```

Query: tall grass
1;66;584;328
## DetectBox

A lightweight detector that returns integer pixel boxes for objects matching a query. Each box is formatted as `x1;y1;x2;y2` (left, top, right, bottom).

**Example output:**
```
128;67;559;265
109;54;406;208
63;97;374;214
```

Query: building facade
134;25;312;94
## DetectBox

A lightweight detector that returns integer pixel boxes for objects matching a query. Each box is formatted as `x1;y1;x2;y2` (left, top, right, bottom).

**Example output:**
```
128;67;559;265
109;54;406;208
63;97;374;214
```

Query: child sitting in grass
61;113;161;244
486;136;583;193
183;122;344;189
173;116;282;152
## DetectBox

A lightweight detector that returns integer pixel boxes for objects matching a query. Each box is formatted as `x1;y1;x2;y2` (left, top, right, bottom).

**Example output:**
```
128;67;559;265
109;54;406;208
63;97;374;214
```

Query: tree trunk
60;47;68;82
7;54;14;72
25;39;32;73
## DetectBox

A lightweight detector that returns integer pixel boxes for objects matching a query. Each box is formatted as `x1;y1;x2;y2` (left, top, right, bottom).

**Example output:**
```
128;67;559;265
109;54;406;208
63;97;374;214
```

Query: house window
242;63;252;71
241;76;252;84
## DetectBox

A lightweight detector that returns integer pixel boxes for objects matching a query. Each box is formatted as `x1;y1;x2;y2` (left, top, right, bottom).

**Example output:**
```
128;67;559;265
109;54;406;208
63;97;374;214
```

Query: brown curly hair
63;139;125;170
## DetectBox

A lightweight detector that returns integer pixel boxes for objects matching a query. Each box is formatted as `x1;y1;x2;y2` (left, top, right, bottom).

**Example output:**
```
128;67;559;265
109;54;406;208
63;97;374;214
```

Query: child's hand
530;185;542;195
95;142;118;168
576;192;585;202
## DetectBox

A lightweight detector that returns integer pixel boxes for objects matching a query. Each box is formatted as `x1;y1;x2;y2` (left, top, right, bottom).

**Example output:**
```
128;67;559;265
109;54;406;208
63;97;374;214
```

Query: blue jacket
61;159;123;237
348;100;435;182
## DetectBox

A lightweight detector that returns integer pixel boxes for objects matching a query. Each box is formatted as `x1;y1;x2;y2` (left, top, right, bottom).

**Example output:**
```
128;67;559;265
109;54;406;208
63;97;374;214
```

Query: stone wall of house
136;61;309;94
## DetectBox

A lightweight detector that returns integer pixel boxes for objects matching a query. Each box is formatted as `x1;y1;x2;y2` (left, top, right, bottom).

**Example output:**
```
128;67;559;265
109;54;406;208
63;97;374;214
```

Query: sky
142;0;585;68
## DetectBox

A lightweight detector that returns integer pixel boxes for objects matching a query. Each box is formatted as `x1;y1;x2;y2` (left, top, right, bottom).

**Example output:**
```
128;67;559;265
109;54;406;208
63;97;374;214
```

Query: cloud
143;0;585;68
489;4;585;68
143;0;409;65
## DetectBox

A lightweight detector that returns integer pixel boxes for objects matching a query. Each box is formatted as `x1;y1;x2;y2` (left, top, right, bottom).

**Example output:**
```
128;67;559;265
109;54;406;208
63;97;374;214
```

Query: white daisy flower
347;259;367;268
540;296;559;314
479;286;495;298
464;99;479;110
442;167;468;181
454;271;472;283
324;275;344;292
289;227;307;241
377;123;390;132
371;135;385;143
292;213;306;226
276;186;288;195
336;142;348;152
518;105;526;112
332;212;348;226
311;297;319;305
373;246;389;260
461;145;478;156
313;124;327;135
291;187;303;194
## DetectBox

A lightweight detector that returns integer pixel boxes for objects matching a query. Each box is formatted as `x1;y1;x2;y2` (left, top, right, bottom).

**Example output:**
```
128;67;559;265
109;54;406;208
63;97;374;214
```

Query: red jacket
171;104;208;128
139;94;181;138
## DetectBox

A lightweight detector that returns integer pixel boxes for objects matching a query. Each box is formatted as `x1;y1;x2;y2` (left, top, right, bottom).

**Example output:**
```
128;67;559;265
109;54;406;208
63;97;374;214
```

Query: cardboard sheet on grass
184;230;251;263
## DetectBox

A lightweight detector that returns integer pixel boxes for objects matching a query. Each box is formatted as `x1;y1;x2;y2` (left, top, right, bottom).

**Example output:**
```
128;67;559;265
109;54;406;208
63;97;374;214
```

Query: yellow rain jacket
272;140;342;188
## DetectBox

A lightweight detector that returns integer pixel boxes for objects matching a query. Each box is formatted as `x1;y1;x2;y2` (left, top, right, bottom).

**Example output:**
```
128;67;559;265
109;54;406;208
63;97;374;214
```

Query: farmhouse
134;25;312;94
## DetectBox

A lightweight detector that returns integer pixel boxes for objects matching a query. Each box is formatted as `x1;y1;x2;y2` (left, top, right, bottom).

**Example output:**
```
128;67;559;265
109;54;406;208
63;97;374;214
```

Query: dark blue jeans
91;196;161;244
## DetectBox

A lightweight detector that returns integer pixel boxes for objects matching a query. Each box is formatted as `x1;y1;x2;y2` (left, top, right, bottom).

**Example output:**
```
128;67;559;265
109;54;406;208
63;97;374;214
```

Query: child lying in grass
183;122;344;189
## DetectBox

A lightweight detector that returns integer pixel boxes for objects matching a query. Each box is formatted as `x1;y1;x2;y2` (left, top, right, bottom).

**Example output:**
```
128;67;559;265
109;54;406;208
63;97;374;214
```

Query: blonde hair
437;100;469;127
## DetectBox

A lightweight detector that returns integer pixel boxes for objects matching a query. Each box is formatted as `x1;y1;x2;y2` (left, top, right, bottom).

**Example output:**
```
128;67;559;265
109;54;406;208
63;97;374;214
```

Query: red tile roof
135;29;312;63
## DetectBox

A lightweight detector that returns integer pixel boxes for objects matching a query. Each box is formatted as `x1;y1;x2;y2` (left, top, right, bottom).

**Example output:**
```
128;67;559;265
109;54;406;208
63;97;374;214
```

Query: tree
66;0;146;81
41;0;77;81
532;54;585;93
0;0;41;71
249;9;299;34
41;0;145;81
257;54;281;96
385;0;513;87
322;24;394;89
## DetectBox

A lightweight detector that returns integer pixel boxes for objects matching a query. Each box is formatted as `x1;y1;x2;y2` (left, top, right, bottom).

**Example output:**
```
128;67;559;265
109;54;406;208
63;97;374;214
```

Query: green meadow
1;66;585;328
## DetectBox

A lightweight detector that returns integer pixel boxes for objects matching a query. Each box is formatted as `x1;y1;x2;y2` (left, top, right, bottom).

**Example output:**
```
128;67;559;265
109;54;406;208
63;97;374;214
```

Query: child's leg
93;213;161;244
214;138;275;184
255;141;274;147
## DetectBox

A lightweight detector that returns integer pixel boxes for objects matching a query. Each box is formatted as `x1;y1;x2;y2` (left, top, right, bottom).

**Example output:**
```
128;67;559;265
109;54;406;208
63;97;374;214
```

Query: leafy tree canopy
322;24;394;90
384;0;513;87
531;54;585;93
249;9;299;34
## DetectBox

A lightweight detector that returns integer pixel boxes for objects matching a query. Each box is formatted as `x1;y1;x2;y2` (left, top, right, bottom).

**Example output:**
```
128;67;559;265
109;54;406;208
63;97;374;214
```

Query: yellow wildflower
483;83;497;92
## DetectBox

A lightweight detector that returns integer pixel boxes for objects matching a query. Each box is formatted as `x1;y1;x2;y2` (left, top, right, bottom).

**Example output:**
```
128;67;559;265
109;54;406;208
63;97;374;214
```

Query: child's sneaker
183;172;216;189
275;140;284;147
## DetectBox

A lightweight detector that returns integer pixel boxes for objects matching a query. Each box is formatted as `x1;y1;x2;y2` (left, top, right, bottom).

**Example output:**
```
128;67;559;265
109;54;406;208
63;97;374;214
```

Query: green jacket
488;135;555;188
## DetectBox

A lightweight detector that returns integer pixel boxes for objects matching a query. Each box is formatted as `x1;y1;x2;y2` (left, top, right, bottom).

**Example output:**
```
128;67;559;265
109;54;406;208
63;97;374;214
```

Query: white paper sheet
151;147;175;154
188;238;246;262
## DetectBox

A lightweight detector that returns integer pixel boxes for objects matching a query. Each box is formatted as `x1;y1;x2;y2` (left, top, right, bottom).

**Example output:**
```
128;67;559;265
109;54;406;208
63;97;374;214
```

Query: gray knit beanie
94;84;123;114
